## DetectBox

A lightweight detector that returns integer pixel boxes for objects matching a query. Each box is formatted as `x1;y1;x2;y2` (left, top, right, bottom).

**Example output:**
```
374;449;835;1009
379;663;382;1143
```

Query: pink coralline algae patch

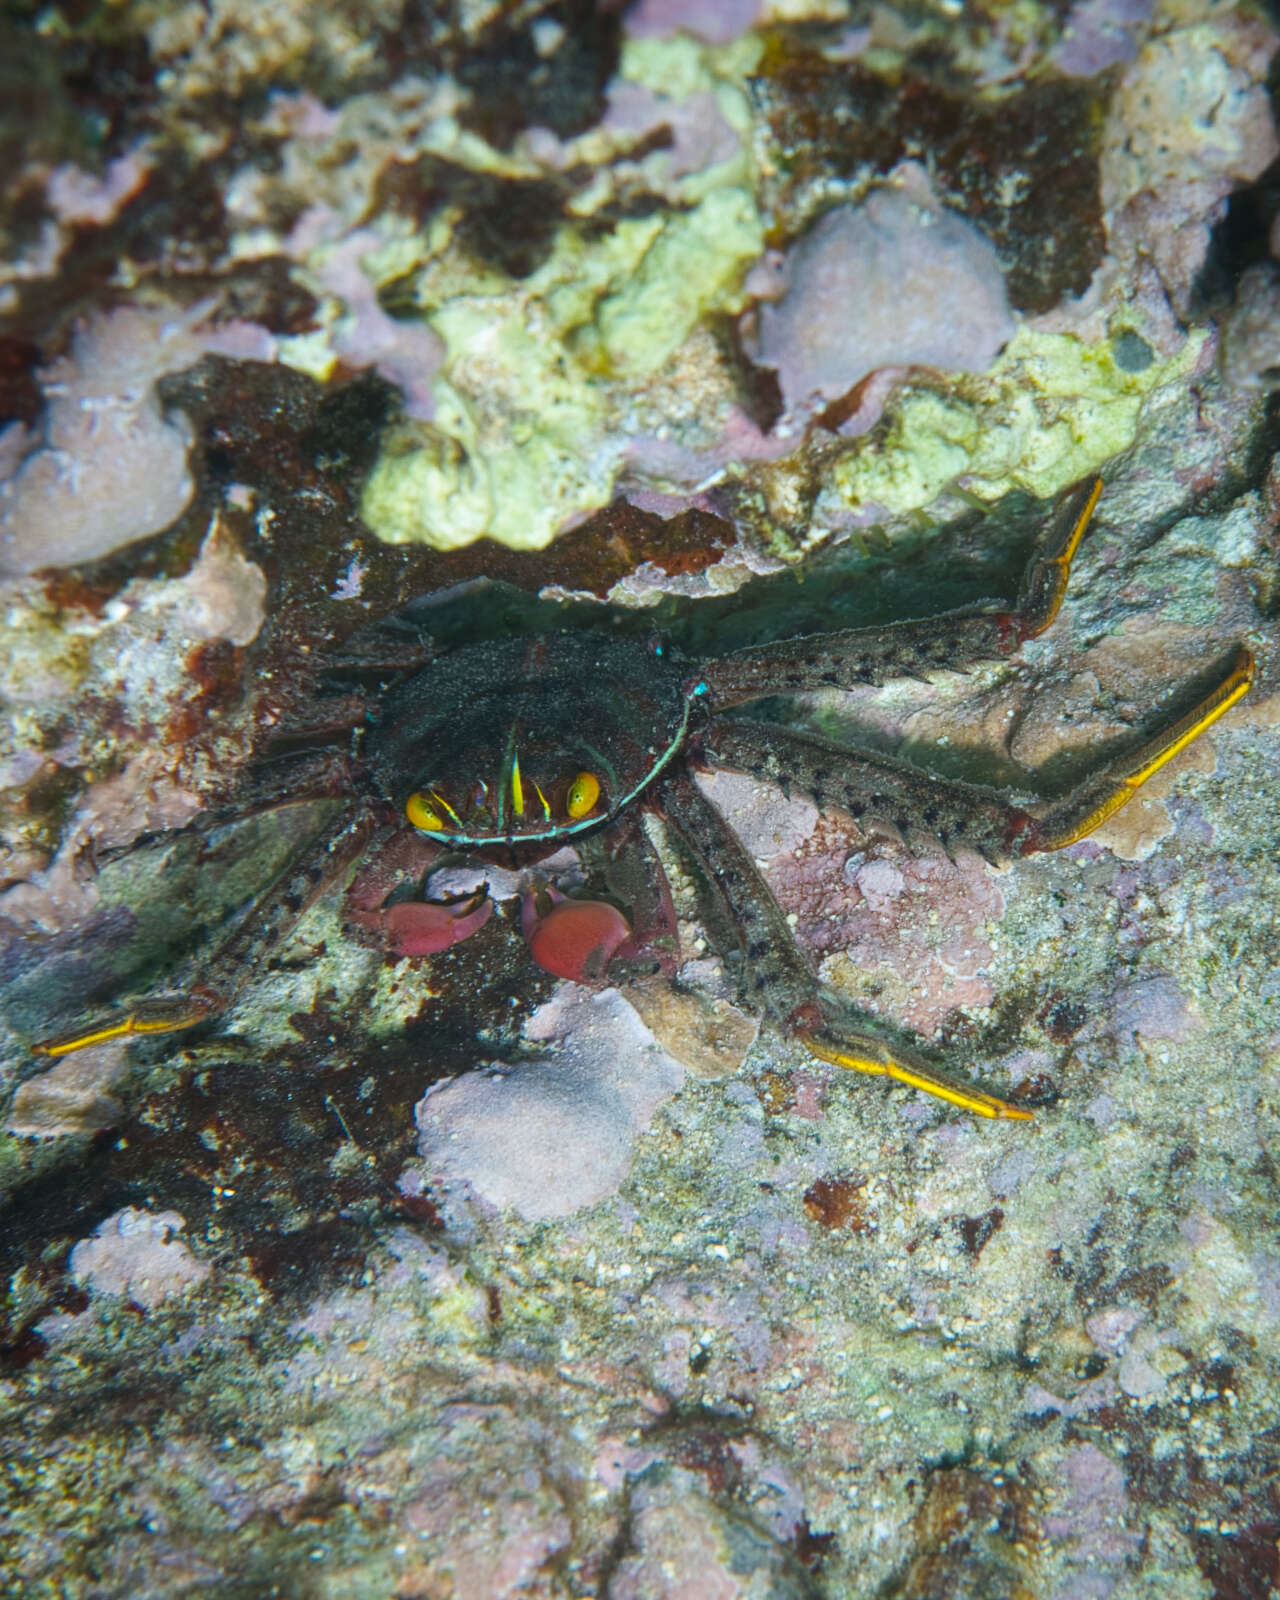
814;845;1002;1035
1051;0;1151;78
624;0;761;45
1044;1443;1143;1584
410;985;684;1221
297;220;445;420
165;519;268;648
45;150;153;225
1109;974;1200;1044
401;1473;571;1600
752;181;1014;413
695;769;1000;1034
69;1207;210;1310
705;770;1000;1036
5;1041;130;1139
598;81;742;185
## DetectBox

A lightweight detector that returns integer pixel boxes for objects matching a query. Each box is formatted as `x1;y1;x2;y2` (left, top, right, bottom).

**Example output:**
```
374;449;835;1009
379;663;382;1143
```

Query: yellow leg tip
32;993;221;1057
800;1032;1033;1121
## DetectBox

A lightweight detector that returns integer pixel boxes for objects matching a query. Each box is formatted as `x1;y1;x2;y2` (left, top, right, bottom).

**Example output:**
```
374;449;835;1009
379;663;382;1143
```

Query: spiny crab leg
30;813;383;1060
1015;474;1101;639
701;645;1256;865
670;626;1254;1121
1028;644;1254;849
657;773;1031;1120
695;476;1103;708
33;993;223;1058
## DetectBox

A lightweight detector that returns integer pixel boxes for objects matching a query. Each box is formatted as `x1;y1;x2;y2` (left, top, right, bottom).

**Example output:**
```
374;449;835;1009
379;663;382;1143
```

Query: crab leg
31;811;385;1058
695;478;1101;708
206;747;358;821
701;645;1253;860
31;994;225;1058
700;720;1034;864
657;772;1031;1120
1021;645;1255;850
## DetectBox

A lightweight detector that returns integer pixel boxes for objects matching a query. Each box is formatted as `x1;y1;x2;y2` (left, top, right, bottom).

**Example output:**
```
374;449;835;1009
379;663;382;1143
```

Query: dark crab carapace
34;481;1254;1120
371;631;694;852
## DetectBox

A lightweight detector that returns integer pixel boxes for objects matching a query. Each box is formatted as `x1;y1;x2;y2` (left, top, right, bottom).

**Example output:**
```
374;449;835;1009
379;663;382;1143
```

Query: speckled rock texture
1;2;1279;1597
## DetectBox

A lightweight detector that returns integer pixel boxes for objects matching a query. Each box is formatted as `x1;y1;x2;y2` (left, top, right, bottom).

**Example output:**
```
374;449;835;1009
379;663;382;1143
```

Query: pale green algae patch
827;325;1207;516
357;31;1204;557
361;35;764;553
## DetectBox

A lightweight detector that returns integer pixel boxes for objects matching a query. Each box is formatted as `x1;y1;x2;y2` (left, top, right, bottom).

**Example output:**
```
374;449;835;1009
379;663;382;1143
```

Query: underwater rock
610;1466;815;1600
1221;262;1280;389
5;1042;128;1139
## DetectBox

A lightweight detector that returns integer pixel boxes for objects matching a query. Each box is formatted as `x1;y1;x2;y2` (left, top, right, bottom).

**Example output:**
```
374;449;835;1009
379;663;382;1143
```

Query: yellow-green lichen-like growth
591;187;762;376
829;325;1206;517
361;184;762;551
361;376;614;554
359;27;764;555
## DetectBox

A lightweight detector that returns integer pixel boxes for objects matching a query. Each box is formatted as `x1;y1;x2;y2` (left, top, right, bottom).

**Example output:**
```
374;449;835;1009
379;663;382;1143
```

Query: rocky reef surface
1;1;1280;1596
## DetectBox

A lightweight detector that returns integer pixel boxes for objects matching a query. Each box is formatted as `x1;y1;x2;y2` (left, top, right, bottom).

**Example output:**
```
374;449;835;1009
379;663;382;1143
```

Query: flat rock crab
34;480;1253;1120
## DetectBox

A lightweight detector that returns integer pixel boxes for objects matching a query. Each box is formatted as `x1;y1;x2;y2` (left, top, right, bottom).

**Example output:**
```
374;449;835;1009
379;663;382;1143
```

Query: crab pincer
520;883;633;984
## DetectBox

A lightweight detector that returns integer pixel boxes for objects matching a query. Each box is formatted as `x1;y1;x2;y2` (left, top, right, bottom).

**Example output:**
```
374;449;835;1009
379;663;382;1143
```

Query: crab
33;479;1253;1121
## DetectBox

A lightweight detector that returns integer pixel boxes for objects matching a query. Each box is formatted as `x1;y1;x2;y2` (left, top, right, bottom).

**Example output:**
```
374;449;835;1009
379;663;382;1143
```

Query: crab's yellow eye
566;771;601;820
406;791;451;831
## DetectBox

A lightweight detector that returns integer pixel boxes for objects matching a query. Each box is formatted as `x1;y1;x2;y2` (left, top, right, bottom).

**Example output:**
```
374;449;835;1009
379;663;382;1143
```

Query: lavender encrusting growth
751;183;1014;414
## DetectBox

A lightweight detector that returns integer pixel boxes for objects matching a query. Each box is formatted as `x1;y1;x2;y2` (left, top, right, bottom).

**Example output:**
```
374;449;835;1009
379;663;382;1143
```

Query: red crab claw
521;883;633;984
384;889;493;956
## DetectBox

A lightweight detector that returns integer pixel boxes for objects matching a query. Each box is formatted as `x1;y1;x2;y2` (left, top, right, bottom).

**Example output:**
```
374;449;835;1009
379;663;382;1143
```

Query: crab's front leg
656;772;1031;1120
695;478;1101;707
30;811;387;1060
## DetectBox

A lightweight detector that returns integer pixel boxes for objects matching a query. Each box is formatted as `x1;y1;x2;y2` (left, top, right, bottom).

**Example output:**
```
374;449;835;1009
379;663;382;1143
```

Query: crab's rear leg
675;643;1255;1119
656;773;1031;1120
700;644;1254;865
695;478;1101;707
31;811;385;1059
1022;645;1254;849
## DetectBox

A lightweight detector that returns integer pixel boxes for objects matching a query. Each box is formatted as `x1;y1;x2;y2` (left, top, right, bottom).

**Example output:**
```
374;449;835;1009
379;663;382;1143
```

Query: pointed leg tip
800;1029;1035;1124
997;1103;1036;1122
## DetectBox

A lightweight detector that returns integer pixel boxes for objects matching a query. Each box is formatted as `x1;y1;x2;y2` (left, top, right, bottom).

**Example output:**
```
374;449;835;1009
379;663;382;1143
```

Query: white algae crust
0;307;275;575
412;986;686;1220
68;1207;210;1310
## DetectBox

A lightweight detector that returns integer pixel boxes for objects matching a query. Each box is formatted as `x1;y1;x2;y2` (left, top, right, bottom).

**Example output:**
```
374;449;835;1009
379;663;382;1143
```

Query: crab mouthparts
405;732;609;846
404;699;695;848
